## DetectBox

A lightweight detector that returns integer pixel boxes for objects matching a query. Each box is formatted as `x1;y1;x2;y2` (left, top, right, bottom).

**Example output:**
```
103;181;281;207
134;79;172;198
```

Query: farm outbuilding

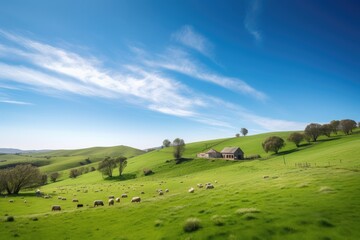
196;149;222;158
220;147;244;160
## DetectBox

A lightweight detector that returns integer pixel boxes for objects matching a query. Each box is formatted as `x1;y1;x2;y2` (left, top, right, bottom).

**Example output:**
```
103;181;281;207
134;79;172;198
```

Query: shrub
245;154;261;160
183;218;202;232
211;215;225;226
5;216;14;222
143;169;154;176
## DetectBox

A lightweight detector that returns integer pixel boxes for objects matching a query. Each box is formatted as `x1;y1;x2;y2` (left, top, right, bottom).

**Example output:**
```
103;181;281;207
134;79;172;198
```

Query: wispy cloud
0;30;303;133
172;25;213;57
244;0;262;43
0;99;33;105
144;48;267;100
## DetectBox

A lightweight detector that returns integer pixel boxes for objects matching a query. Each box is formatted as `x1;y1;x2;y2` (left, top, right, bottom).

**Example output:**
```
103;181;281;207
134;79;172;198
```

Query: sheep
58;196;63;200
43;195;50;199
206;184;214;189
197;184;203;188
165;189;169;193
93;200;104;207
115;197;120;203
108;198;115;206
52;205;61;211
131;197;141;203
159;191;164;196
61;197;67;200
108;195;115;199
77;204;84;208
72;199;79;202
188;187;195;193
9;199;14;203
121;194;128;198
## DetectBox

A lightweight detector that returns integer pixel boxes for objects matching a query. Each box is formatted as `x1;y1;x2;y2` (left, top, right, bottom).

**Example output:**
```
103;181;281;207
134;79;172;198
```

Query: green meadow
1;130;360;239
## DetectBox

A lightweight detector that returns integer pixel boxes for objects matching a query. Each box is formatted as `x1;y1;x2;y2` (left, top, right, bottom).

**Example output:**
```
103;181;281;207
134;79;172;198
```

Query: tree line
262;119;358;154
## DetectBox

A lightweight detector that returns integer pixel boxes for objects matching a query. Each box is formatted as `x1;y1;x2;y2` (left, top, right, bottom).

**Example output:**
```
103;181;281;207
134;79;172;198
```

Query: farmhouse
221;147;244;160
196;149;222;158
197;147;244;160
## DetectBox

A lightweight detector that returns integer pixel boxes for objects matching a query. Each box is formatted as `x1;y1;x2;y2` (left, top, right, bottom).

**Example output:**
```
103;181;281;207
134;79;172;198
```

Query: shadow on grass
175;158;194;164
104;173;137;181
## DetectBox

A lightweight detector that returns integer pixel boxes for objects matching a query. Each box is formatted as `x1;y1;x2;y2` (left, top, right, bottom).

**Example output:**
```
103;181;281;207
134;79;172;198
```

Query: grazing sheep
131;197;141;203
77;204;84;208
58;196;63;200
44;195;50;199
206;184;214;189
108;199;115;206
165;189;169;192
188;187;195;193
72;199;79;202
9;199;14;203
52;205;61;211
263;175;269;179
121;194;128;198
197;184;203;188
159;191;164;196
115;197;120;203
109;195;115;199
93;200;104;207
61;197;67;200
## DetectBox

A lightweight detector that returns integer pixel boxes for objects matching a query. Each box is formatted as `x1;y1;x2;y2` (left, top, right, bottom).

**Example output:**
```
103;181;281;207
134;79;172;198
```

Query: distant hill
0;148;52;154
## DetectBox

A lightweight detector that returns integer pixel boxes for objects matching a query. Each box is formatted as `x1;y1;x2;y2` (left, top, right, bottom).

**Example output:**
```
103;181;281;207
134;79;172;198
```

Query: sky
0;0;359;150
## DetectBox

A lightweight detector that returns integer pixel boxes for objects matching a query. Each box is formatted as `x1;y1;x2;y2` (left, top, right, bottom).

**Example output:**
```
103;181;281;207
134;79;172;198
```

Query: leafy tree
340;119;357;135
163;139;171;148
287;132;304;147
235;133;240;137
116;156;128;176
173;138;185;161
304;123;322;142
98;157;117;177
321;124;332;137
50;172;60;182
0;164;42;194
330;120;340;135
262;136;285;154
240;128;248;136
40;174;48;185
69;168;81;178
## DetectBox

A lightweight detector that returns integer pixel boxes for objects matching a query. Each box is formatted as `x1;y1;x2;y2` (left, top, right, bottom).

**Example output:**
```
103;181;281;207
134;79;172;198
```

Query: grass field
1;130;360;239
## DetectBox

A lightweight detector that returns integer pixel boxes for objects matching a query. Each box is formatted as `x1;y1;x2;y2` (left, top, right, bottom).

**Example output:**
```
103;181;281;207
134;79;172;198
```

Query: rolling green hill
1;130;359;239
0;145;145;173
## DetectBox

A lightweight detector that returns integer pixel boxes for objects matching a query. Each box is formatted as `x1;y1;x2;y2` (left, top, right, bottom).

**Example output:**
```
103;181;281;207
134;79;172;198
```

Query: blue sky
0;0;359;149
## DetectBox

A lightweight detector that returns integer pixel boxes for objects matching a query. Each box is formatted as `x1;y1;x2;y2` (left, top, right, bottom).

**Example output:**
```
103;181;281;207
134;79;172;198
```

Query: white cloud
172;25;213;57
0;99;33;105
145;48;267;100
244;0;262;42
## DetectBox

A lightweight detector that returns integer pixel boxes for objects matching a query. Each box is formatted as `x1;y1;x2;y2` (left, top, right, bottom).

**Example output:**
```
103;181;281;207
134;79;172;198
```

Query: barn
220;147;244;160
197;149;222;158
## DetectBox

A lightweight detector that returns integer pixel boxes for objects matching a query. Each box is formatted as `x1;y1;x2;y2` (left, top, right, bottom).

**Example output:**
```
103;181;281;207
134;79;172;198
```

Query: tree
40;174;48;185
287;132;304;147
163;139;171;148
235;133;240;138
240;128;248;136
173;138;185;161
304;123;322;142
330;120;340;135
0;164;42;194
262;136;285;154
50;172;60;182
98;157;117;177
340;119;357;135
69;168;80;178
321;124;332;137
116;156;128;177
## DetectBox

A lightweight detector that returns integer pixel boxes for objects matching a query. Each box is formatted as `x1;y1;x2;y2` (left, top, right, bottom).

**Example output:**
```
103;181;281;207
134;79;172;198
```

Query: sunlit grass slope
1;130;359;240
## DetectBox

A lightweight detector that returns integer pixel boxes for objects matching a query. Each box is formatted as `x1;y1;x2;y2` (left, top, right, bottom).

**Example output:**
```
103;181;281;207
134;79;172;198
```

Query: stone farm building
197;147;244;160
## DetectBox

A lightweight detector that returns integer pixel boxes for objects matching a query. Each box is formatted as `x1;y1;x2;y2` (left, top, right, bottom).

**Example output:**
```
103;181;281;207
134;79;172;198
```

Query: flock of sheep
7;181;216;212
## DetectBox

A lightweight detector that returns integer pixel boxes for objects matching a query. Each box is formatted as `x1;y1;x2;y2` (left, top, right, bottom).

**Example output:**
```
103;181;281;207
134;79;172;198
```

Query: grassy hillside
1;130;360;239
0;145;145;173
